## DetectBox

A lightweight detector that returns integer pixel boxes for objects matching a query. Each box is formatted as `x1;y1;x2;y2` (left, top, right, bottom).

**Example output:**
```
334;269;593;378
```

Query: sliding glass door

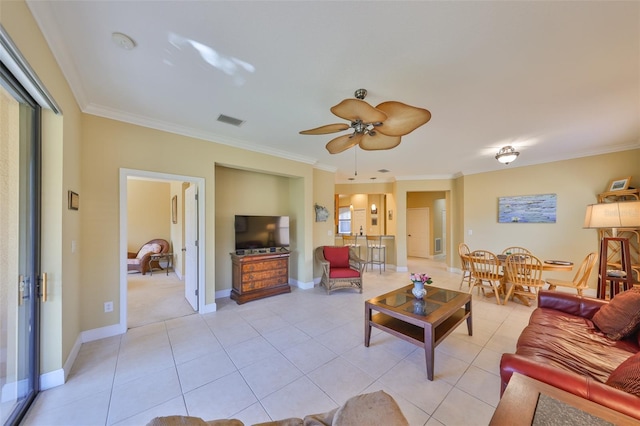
0;67;41;425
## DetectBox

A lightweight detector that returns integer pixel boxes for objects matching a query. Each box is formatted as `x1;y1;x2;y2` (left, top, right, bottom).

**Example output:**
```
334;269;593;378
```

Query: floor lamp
583;200;640;299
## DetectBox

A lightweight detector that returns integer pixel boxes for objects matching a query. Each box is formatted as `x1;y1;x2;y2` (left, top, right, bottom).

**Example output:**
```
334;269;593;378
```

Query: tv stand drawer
230;252;290;304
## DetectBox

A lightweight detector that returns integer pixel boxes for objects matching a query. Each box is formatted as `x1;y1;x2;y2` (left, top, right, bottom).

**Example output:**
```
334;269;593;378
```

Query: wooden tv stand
230;251;290;304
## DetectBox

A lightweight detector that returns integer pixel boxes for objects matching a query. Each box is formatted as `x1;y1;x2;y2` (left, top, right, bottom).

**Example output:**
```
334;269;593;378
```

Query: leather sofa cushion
516;307;637;383
606;352;640;397
323;246;350;268
592;288;640;340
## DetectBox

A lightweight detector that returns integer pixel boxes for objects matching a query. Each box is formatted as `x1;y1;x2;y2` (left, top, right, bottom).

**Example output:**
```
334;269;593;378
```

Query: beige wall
1;0;84;376
462;150;640;289
80;114;315;327
313;169;339;277
4;0;640;384
127;180;171;251
215;165;293;291
171;182;188;277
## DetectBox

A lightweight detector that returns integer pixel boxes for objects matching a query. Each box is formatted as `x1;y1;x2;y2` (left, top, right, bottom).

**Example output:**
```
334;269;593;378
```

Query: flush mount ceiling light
111;32;136;50
495;146;520;164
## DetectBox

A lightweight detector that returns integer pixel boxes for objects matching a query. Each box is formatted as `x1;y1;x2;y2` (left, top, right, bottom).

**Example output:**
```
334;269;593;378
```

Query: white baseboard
81;323;126;343
200;302;217;314
290;278;314;290
39;368;64;391
214;289;232;300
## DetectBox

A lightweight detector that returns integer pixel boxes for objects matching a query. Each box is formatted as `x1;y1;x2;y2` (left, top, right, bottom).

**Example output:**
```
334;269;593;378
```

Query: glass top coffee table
365;284;472;380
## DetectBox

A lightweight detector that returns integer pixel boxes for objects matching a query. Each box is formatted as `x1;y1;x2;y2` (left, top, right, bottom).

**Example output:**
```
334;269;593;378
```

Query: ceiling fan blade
330;99;387;123
326;133;363;154
299;123;350;135
374;101;431;136
359;132;402;151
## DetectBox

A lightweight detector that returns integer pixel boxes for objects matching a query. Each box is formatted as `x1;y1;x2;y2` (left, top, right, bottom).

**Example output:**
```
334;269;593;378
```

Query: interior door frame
119;168;206;332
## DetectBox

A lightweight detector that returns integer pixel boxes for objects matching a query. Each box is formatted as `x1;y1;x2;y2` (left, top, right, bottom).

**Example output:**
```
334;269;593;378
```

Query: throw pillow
323;246;350;268
592;287;640;340
606;352;640;397
136;243;163;259
330;390;409;426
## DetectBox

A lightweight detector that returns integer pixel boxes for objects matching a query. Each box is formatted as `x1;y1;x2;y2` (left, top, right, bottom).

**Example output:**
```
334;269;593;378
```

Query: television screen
234;215;290;250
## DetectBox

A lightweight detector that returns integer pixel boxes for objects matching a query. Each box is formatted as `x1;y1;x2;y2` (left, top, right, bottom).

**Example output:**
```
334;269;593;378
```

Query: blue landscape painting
498;194;557;223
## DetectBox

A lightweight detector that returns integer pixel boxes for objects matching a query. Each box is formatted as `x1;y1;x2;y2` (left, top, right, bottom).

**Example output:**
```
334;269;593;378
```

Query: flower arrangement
410;273;432;285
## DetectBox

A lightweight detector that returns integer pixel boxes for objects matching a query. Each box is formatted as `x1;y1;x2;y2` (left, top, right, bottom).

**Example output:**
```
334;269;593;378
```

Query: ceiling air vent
217;114;244;127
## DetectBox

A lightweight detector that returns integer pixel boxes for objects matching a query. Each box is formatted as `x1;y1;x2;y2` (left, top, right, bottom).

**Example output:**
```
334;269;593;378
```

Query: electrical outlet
104;301;113;313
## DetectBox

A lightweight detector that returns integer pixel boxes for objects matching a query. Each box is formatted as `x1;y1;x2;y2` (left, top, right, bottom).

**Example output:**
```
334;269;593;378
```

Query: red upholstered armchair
127;239;170;275
315;246;366;294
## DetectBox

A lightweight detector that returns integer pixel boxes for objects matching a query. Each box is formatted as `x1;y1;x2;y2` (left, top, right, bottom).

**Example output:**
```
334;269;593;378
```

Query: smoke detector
112;32;136;50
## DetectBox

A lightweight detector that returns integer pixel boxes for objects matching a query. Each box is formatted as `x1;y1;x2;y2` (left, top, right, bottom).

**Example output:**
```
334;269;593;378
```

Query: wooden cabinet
230;252;290;304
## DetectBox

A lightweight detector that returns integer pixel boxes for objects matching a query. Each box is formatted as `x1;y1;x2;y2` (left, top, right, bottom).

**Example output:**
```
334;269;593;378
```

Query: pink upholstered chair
127;239;170;275
315;246;365;294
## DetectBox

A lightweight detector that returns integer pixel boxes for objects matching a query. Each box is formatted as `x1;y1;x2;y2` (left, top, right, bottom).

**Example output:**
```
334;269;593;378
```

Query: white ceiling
27;1;640;182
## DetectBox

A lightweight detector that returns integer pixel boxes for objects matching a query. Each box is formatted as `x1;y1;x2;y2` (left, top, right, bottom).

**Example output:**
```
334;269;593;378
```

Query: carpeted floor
127;271;196;328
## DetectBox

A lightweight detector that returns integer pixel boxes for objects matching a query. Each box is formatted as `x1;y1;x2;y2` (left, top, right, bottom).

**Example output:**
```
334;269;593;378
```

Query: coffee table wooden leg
364;304;372;347
466;301;473;336
424;325;434;381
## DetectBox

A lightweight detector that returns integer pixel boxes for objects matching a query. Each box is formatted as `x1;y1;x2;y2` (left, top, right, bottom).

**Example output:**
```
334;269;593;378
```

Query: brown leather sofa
500;290;640;420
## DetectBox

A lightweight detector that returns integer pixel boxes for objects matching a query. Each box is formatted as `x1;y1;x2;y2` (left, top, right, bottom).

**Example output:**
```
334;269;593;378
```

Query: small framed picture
607;176;631;192
171;195;178;224
68;191;79;210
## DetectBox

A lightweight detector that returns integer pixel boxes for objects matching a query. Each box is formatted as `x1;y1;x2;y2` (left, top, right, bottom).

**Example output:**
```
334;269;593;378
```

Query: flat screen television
234;215;290;251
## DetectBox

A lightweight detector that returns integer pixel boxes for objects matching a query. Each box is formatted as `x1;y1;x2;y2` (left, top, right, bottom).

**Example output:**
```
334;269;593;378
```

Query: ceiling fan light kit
495;145;520;164
300;88;431;154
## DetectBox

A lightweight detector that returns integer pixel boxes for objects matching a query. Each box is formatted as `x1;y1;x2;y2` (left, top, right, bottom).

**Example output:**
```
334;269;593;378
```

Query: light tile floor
22;257;538;426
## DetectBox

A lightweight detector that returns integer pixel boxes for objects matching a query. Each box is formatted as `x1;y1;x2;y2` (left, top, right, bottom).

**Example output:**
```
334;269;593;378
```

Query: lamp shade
584;201;640;229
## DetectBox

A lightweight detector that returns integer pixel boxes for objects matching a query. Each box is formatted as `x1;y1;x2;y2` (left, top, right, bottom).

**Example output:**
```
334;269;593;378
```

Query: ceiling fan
300;89;431;154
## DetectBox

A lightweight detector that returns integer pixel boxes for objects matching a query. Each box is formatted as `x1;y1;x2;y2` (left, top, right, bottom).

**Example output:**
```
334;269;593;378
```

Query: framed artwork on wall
498;193;557;223
172;195;178;224
68;191;79;210
607;176;631;192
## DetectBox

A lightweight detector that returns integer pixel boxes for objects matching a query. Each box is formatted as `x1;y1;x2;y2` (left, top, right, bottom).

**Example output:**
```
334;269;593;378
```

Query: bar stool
366;235;386;273
342;234;361;258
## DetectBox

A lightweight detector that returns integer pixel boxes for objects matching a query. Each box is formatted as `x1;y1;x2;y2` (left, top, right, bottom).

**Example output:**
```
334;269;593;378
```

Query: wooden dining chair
458;243;473;290
468;250;504;305
546;252;598;296
503;254;545;305
501;246;532;255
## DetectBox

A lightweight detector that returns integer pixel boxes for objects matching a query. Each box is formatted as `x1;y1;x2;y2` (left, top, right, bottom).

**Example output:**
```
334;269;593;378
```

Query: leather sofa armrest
500;353;589;397
500;354;640;420
537;290;607;319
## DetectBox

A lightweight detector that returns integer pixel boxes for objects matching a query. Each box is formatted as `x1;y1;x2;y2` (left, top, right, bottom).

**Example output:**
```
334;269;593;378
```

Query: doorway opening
119;169;207;331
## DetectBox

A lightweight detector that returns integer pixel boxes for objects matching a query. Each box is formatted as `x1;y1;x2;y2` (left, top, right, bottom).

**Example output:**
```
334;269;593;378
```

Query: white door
407;208;430;258
184;185;198;310
353;209;366;236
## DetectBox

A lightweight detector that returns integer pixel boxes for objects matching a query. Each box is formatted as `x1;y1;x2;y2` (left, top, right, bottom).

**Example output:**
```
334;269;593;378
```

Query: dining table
497;254;574;306
496;254;574;272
